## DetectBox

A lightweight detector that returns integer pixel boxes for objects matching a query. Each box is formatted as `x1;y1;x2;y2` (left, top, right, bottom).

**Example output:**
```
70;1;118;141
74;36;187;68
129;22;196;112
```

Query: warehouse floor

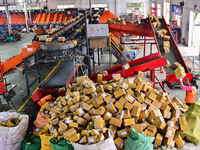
0;33;200;148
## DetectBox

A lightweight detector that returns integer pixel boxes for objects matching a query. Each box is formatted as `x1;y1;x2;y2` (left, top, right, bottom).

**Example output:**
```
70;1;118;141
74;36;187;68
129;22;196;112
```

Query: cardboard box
81;130;90;136
163;138;175;148
57;37;66;42
97;74;103;84
105;102;117;114
94;117;105;129
144;129;155;137
166;60;171;68
174;66;186;79
117;128;128;138
144;98;152;105
162;29;167;34
123;118;135;126
172;109;181;119
122;63;130;71
82;103;92;111
149;109;161;119
59;121;68;130
147;92;157;101
114;137;124;150
135;82;144;92
114;89;126;98
83;113;91;121
137;93;145;103
148;104;157;112
140;110;149;119
147;125;157;134
172;97;183;106
69;133;81;142
97;133;105;142
163;41;170;48
156;94;167;103
109;117;122;127
123;109;131;119
91;129;100;136
173;62;182;69
127;88;134;96
77;117;87;127
141;121;150;130
137;71;144;78
179;116;188;130
131;106;141;117
152;22;157;28
162;110;172;119
76;107;85;117
119;97;127;105
115;101;124;110
100;70;108;76
109;124;117;134
124;94;134;103
124;101;134;110
163;47;170;53
174;134;184;148
63;128;77;140
165;126;176;139
163;35;170;41
79;136;87;144
116;109;125;120
152;100;162;109
87;136;97;144
154;116;166;130
103;111;112;121
131;124;143;133
69;122;78;128
154;133;163;147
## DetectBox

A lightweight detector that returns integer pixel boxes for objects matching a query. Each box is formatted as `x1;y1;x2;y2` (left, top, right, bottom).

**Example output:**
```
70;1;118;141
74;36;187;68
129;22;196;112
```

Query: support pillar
5;5;11;36
24;1;29;32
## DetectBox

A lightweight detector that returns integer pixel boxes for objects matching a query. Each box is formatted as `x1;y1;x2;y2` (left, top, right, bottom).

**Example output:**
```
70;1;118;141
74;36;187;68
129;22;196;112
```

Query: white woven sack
0;111;29;150
71;129;117;150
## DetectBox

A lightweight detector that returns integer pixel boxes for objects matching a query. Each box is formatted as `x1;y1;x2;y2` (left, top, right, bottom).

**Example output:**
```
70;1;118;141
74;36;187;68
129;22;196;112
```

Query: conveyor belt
154;19;179;75
40;60;75;89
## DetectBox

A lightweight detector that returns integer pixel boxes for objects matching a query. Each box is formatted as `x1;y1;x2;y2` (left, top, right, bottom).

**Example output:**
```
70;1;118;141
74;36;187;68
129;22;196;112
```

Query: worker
38;92;59;107
180;78;198;106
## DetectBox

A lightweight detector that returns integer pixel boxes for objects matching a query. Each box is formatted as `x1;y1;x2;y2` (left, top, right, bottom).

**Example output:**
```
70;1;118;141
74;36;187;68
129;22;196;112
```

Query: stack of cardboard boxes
42;70;188;149
0;117;21;127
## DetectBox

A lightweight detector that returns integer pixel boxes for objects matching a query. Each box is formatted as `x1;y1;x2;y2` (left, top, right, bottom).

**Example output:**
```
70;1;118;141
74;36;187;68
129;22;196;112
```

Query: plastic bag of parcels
71;129;117;150
39;125;54;150
125;127;155;150
34;108;50;129
21;132;41;150
50;139;74;150
0;111;29;150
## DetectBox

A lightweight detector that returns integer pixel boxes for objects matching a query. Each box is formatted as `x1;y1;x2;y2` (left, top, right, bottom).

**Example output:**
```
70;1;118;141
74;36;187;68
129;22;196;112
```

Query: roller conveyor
40;60;75;89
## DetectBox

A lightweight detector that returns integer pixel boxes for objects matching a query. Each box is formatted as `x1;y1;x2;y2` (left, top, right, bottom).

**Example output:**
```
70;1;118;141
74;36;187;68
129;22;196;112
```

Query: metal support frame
24;51;41;95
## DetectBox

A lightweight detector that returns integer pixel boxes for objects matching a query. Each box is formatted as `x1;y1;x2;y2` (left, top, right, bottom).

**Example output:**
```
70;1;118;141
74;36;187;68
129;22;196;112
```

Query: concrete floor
0;33;200;148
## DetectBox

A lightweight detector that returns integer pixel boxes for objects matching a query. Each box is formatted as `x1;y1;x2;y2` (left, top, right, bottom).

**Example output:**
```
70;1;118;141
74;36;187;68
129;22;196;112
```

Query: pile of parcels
107;17;126;25
151;16;161;28
0;117;22;127
156;29;171;54
40;70;189;149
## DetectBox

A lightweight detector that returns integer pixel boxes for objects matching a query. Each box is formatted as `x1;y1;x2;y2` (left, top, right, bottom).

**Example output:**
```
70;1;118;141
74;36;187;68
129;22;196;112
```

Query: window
126;3;144;14
151;3;161;17
0;7;5;10
57;5;74;9
91;4;109;10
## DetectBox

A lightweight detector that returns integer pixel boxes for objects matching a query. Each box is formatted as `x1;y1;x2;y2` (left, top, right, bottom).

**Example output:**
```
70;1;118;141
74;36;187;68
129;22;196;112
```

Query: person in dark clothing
91;16;100;24
32;35;38;42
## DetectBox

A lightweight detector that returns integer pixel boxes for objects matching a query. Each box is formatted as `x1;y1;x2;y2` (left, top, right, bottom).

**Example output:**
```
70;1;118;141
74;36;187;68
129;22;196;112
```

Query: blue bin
123;50;136;60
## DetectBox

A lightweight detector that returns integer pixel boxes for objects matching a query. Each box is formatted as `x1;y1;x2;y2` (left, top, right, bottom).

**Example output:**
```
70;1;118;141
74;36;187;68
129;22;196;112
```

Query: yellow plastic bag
39;125;54;150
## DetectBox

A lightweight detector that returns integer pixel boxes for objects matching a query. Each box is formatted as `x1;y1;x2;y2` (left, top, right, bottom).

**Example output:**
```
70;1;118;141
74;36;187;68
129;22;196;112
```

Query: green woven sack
125;127;155;150
21;132;41;150
50;138;74;150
